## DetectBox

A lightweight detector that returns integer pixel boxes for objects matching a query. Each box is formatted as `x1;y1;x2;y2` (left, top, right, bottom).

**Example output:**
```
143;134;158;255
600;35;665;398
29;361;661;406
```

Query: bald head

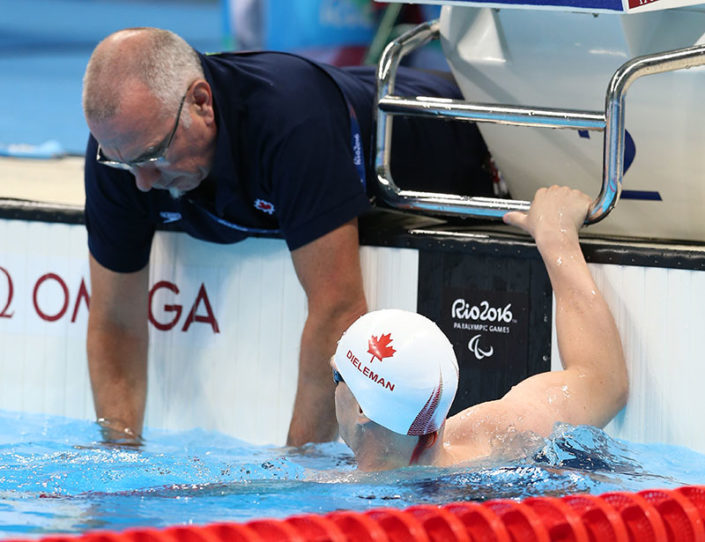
82;27;203;124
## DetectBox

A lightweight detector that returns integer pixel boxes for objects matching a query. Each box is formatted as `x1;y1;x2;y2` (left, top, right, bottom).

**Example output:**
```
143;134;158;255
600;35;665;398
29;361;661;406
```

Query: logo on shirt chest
160;211;182;224
254;199;275;215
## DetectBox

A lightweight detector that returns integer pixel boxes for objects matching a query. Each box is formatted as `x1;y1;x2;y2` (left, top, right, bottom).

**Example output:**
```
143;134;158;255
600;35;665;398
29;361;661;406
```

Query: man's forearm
287;319;340;446
540;237;619;364
287;299;367;446
539;237;628;422
87;323;148;442
287;218;368;446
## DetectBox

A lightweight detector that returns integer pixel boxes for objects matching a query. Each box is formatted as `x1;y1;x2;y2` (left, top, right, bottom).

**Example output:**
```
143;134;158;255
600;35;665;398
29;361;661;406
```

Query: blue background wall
0;0;222;155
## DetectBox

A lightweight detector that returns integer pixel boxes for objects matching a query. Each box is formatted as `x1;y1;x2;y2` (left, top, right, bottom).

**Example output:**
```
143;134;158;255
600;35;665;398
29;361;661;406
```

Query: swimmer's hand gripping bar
375;20;705;224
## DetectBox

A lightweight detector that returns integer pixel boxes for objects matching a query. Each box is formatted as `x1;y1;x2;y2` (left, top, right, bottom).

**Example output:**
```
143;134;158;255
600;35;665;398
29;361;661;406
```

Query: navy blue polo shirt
85;51;491;273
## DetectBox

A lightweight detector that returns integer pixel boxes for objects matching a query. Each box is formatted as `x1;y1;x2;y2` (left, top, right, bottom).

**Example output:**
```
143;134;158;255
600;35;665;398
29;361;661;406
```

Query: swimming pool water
1;410;704;538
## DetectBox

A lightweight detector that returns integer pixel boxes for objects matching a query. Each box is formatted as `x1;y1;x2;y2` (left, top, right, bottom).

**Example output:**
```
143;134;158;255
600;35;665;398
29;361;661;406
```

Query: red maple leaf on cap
368;333;396;363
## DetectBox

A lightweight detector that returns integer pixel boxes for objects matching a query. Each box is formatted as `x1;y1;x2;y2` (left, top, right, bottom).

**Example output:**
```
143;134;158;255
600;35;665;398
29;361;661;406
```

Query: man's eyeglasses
332;368;345;386
96;89;189;171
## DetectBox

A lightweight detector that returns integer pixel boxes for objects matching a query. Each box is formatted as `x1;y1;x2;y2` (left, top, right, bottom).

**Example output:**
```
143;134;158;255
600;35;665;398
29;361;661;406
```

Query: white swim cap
334;309;459;436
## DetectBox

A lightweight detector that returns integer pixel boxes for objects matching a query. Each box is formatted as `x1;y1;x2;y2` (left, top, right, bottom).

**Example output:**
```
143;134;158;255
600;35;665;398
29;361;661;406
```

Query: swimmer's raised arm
445;186;628;448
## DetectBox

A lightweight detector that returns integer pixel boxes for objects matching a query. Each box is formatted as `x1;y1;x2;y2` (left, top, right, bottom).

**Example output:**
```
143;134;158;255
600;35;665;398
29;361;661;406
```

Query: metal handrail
375;20;705;224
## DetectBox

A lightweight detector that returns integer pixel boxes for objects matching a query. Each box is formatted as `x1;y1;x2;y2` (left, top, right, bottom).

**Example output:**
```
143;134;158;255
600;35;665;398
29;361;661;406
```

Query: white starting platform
378;0;705;242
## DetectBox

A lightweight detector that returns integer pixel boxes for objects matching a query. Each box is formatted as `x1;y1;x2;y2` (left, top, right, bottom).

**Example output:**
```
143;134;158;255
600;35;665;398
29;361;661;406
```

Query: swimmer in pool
331;186;628;471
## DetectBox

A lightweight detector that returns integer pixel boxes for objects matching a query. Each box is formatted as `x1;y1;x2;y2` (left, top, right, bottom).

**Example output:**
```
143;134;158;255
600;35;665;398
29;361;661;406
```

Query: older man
332;186;629;470
82;27;494;446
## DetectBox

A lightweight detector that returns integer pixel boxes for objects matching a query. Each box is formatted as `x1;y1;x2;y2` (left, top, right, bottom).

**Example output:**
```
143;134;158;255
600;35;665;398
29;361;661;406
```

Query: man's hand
503;185;591;251
97;417;145;446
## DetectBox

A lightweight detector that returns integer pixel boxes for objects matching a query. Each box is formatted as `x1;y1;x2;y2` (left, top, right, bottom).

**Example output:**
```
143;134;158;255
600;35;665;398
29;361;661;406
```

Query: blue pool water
1;410;704;539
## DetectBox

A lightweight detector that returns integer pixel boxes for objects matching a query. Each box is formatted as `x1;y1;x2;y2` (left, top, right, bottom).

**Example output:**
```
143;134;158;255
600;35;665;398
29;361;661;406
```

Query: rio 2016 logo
451;298;513;323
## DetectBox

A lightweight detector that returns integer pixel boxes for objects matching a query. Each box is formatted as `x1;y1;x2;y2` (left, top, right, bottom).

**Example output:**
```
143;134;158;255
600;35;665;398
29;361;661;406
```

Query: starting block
375;0;705;241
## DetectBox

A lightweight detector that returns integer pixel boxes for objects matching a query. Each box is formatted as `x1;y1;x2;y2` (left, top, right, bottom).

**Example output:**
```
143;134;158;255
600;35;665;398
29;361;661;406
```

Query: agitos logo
0;266;220;333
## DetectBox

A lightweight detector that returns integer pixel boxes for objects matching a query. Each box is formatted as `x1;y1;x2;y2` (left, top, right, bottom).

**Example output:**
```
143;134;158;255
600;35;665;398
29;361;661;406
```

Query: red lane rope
523;496;590;542
6;486;705;542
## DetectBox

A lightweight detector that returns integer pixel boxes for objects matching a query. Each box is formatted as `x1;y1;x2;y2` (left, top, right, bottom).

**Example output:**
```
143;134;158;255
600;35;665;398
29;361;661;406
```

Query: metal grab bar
375;20;705;224
379;96;606;131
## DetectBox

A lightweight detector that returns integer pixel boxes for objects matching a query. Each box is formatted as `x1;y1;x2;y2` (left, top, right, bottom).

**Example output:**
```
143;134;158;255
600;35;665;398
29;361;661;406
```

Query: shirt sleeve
84;135;156;273
264;71;371;251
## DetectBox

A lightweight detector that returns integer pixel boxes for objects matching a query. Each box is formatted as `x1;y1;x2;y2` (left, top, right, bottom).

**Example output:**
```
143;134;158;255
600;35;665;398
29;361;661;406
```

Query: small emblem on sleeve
254;199;275;215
